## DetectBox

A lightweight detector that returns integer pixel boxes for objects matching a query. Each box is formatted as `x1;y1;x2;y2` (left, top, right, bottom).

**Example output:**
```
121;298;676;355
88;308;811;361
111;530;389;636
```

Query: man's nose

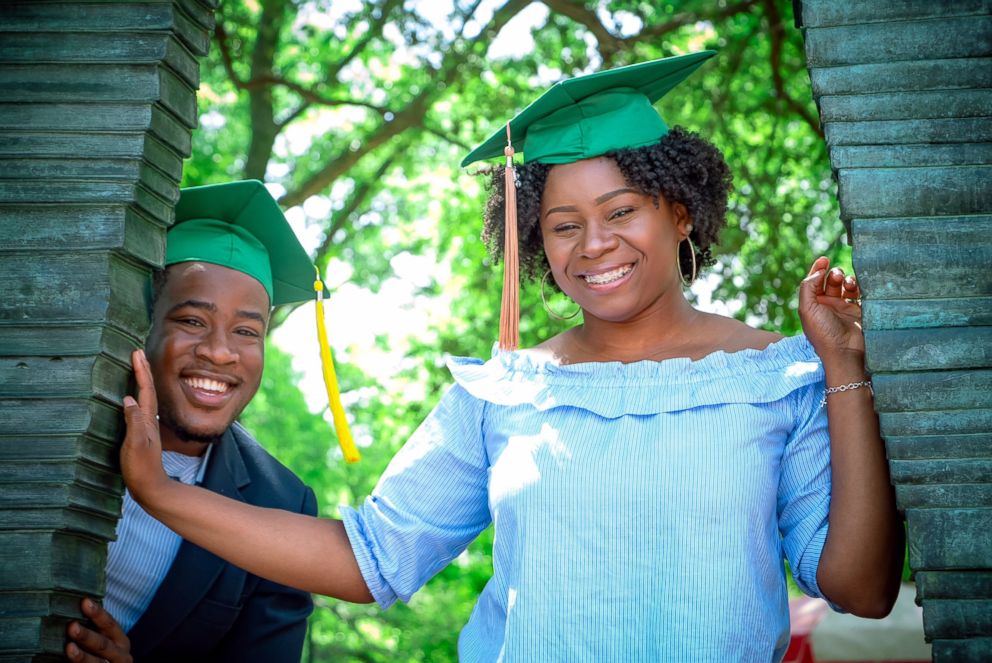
194;328;238;364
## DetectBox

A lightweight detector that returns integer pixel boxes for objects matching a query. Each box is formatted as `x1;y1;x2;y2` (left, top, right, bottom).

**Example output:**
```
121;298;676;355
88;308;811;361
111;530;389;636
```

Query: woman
119;52;904;661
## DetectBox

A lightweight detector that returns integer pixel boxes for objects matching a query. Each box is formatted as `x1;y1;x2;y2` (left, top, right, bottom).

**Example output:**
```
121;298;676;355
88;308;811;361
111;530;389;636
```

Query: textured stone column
799;1;992;661
0;2;215;659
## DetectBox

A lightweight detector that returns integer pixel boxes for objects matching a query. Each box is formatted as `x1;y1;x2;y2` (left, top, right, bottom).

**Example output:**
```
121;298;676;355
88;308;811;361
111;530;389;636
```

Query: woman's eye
236;328;261;338
553;223;579;233
609;207;634;221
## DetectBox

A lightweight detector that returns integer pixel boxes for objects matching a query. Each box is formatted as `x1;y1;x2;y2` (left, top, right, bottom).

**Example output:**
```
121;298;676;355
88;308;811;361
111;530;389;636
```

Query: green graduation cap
461;50;715;167
170;180;314;306
461;52;716;351
167;180;361;463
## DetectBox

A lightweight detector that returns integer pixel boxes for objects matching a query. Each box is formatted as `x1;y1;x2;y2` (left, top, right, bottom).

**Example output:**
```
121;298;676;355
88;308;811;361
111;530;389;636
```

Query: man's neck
160;426;212;457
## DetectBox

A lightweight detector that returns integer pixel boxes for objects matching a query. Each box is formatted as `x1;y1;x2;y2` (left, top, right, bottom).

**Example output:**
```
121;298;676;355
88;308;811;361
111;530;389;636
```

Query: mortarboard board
167;180;361;463
170;180;315;306
462;51;715;168
462;52;716;349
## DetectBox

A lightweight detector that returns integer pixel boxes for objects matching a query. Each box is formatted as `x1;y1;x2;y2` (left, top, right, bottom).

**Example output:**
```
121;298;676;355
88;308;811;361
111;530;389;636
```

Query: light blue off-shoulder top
341;334;832;662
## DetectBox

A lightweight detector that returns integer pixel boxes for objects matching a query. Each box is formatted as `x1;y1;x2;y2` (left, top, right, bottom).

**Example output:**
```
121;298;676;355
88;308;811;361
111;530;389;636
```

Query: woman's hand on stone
798;256;865;364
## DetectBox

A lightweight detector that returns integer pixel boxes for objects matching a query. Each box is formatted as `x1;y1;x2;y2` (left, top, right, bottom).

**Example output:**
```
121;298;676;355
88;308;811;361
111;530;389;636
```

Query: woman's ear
672;202;693;238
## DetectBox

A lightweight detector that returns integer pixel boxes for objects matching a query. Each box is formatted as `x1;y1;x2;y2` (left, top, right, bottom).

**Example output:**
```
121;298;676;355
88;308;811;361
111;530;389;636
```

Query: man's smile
179;371;240;408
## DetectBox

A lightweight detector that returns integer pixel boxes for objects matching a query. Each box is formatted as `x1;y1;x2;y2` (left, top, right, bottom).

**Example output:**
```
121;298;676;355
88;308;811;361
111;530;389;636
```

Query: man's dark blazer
125;422;318;662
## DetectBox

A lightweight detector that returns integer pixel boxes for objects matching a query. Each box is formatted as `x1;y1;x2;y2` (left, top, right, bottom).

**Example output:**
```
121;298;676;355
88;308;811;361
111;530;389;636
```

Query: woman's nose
578;221;619;258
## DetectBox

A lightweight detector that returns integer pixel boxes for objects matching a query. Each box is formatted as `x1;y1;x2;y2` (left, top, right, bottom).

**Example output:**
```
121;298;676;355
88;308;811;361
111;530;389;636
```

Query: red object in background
785;596;829;663
785;586;930;663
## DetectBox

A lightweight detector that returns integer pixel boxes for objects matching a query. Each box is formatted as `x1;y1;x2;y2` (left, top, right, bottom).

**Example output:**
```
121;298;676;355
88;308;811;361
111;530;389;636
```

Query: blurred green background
184;1;851;659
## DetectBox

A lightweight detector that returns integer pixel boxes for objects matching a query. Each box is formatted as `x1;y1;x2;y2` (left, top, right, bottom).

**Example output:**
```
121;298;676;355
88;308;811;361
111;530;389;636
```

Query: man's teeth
184;377;230;394
583;265;632;285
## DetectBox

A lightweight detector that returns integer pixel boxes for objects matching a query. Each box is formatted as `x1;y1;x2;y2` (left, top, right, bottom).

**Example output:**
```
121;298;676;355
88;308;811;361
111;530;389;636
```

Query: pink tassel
499;124;520;351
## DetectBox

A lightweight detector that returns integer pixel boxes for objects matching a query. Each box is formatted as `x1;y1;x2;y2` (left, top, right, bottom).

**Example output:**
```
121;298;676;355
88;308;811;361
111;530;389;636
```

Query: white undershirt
103;445;212;632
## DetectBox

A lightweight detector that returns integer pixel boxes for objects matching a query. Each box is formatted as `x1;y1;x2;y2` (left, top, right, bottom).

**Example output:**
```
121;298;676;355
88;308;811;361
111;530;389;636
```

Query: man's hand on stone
65;598;132;663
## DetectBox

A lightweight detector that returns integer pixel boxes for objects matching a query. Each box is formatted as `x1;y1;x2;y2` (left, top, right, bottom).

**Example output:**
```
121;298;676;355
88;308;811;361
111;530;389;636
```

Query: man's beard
159;407;225;446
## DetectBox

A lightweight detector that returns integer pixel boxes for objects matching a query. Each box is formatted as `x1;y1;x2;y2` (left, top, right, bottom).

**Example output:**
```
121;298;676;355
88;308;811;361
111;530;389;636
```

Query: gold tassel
314;269;360;463
499;124;520;351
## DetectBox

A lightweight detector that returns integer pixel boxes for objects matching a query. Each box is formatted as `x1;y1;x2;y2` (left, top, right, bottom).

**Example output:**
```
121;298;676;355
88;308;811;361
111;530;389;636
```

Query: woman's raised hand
798;256;865;362
120;349;170;505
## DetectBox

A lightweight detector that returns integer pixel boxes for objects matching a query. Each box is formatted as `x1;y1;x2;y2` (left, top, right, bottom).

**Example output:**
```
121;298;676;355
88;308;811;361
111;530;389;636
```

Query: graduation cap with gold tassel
171;180;360;463
461;51;716;350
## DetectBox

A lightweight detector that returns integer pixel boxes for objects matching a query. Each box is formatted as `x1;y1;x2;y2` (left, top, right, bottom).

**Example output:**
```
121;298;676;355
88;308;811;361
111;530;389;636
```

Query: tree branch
276;102;311;131
243;0;288;180
240;75;391;116
541;0;760;65
214;22;246;87
638;0;759;39
281;0;532;208
217;6;393;123
314;148;402;263
542;0;622;58
423;123;471;151
326;0;404;82
762;0;824;138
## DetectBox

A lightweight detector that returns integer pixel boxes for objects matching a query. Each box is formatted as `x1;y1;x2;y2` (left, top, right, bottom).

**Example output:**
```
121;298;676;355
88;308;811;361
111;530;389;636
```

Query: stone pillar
0;2;215;659
798;1;992;661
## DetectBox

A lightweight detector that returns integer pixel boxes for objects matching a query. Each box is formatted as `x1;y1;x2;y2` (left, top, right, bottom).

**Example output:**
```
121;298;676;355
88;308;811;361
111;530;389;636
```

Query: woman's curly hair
480;126;733;284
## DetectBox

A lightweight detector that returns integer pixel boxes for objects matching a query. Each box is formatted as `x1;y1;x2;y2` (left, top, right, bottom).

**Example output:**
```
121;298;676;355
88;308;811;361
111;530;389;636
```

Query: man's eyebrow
236;309;267;324
544;188;640;218
168;300;216;315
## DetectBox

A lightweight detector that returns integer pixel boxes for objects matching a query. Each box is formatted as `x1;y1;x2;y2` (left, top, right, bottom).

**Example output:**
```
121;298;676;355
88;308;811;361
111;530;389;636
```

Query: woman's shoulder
698;313;783;355
444;326;823;418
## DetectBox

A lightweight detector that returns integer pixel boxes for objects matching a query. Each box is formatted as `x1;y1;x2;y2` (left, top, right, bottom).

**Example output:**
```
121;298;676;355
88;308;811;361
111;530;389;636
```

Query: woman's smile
576;262;635;289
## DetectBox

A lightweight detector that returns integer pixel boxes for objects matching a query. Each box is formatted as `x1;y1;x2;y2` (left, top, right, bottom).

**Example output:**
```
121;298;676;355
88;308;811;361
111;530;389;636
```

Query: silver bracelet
820;379;873;407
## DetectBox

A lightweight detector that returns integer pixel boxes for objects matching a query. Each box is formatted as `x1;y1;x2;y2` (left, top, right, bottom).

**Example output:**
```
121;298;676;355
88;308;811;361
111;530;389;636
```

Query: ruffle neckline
446;334;824;418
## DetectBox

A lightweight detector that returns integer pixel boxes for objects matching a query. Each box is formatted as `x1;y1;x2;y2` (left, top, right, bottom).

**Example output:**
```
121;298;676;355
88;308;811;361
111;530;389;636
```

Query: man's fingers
122;395;148;446
65;641;86;662
81;598;128;643
132;349;158;420
66;620;120;662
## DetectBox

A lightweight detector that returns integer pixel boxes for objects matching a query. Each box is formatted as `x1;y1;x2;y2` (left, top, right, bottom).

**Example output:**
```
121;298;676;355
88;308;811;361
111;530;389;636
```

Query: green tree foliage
194;1;850;659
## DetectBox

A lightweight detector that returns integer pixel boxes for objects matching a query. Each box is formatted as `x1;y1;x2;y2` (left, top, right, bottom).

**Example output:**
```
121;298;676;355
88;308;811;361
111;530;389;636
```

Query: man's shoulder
222;422;316;513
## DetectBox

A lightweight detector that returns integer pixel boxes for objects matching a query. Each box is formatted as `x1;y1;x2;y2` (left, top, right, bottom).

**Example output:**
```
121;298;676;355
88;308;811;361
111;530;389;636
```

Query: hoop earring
541;269;580;320
679;236;698;287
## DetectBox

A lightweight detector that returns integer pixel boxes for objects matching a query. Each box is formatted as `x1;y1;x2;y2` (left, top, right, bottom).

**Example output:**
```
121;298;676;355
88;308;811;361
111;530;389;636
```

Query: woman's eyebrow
594;188;639;204
544;188;640;218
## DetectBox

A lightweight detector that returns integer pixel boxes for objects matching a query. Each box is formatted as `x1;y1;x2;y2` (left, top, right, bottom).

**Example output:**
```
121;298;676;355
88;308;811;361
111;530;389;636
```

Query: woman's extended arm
121;349;373;602
799;256;905;618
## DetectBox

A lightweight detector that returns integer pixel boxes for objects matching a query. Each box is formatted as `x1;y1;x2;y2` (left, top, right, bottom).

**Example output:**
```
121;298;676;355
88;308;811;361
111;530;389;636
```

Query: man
65;181;323;662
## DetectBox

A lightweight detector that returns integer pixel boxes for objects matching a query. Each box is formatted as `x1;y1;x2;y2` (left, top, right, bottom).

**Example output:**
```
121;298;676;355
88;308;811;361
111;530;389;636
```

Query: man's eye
178;318;204;327
236;328;261;338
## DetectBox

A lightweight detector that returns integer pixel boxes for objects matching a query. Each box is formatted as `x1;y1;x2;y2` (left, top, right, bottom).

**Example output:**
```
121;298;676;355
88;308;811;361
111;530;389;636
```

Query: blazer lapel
127;427;252;657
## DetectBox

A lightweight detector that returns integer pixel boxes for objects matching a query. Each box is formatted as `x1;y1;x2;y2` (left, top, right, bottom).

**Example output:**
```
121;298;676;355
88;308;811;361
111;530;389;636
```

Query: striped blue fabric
104;446;211;632
341;334;832;662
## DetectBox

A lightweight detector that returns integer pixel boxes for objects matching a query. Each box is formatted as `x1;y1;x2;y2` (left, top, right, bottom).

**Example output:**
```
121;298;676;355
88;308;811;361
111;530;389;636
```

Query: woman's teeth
184;377;230;394
583;265;632;285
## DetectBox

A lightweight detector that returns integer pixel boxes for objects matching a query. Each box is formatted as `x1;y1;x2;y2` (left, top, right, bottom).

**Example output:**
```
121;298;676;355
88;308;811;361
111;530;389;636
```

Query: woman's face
539;156;689;324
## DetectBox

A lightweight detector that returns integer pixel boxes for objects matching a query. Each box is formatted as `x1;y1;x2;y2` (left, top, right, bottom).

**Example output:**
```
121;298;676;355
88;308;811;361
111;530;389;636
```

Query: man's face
146;262;269;451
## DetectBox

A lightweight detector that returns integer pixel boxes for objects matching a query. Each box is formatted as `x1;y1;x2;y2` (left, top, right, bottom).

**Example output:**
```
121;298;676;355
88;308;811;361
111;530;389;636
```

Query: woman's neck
562;293;706;363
